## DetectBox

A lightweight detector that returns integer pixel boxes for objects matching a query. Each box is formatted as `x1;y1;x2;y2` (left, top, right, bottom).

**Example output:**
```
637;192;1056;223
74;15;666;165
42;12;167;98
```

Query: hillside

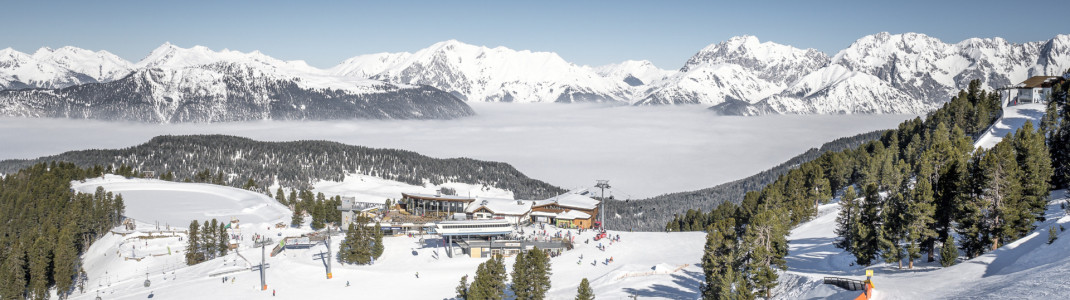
65;176;707;300
0;135;564;200
606;130;887;231
776;190;1070;299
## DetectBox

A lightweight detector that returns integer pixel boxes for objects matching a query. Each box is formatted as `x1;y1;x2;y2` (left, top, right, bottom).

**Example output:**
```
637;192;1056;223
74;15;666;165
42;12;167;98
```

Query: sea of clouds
0;103;914;198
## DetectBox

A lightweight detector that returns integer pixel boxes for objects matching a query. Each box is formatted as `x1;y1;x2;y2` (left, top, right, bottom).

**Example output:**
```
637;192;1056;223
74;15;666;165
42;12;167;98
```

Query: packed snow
973;102;1047;150
311;173;514;204
67;177;706;300
71;175;290;227
777;190;1070;300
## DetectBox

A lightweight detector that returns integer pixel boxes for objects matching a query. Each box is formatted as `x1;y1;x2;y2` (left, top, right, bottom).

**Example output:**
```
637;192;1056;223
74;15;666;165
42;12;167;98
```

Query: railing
823;277;874;300
822;277;867;291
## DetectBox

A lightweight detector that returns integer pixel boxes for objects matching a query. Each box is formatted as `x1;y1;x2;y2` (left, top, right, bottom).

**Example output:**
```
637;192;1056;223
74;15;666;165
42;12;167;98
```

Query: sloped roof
556;210;591;220
1019;76;1060;88
403;193;475;202
546;193;599;210
465;197;532;216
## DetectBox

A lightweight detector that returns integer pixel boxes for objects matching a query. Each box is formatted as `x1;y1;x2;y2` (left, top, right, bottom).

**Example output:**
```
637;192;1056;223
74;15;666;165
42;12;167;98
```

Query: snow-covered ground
973;102;1047;149
775;101;1068;299
72;175;291;227
68;177;706;300
777;190;1070;300
311;173;514;203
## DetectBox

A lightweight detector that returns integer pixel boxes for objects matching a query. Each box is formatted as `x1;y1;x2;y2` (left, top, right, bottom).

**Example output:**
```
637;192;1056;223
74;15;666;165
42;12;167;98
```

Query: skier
346;280;350;287
272;289;275;296
415;272;420;278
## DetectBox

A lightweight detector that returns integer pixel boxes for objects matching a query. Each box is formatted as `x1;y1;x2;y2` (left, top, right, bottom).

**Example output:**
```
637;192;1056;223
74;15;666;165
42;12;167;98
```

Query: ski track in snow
69;176;707;300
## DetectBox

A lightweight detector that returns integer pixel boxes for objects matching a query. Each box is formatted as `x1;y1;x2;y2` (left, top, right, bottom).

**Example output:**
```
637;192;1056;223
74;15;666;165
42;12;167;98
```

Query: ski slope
72;175;291;227
68;177;707;300
310;173;514;204
776;190;1070;300
973;102;1047;150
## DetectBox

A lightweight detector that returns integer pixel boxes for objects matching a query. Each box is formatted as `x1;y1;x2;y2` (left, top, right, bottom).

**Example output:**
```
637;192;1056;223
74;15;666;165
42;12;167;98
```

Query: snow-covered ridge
333;39;639;103
1;43;401;93
4;32;1069;115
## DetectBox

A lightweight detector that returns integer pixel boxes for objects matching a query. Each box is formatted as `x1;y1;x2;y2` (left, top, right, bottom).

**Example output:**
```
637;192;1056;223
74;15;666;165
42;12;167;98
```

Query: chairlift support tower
595;180;610;232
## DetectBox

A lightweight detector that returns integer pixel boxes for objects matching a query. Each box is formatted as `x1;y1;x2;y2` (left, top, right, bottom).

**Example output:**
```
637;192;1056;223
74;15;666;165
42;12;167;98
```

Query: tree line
619;130;885;232
0;162;125;300
673;79;1037;299
272;188;343;229
0;135;565;200
184;219;231;265
338;215;384;265
455;247;560;300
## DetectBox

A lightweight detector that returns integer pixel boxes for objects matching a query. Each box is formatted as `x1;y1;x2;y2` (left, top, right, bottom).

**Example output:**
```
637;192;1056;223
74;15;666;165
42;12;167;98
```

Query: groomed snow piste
68;177;706;300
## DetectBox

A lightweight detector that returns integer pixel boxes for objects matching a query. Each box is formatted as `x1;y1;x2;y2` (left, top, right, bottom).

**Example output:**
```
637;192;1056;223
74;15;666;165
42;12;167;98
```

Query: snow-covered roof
465;197;532;216
542;193;599;210
402;193;475;202
555;210;591;220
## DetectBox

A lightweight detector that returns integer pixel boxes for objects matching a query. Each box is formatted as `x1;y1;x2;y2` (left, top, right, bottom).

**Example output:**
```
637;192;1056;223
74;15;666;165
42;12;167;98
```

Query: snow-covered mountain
331;40;634;103
592;60;673;87
0;44;474;122
0;46;132;90
712;33;1070;115
4;33;1068;117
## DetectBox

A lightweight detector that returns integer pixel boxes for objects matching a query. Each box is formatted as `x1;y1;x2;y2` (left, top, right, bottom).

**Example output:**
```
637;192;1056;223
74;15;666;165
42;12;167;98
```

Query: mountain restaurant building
529;193;600;229
401;193;475;218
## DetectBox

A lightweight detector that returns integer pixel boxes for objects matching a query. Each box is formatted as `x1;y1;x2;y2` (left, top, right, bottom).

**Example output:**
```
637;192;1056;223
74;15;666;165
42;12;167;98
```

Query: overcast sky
4;0;1067;69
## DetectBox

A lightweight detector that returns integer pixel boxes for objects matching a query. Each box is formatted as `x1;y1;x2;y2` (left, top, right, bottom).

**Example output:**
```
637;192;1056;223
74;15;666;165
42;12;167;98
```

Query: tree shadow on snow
786;237;859;276
621;269;702;299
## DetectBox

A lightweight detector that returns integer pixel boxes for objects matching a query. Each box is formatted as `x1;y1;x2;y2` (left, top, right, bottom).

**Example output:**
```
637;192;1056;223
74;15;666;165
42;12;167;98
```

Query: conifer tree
202;220;214;259
373;222;384;259
469;255;506;300
456;274;469;300
575;278;594;300
742;208;786;298
1;246;27;300
957;151;988;258
275;187;286;206
54;223;79;297
939;235;958;267
980;140;1024;251
880;192;907;268
186;220;201;265
338;223;357;263
291;206;304;227
834;186;857;251
1051;93;1070;188
852;184;882;266
905;172;936;269
1012;121;1053;222
218;223;229;256
700;210;742;300
28;236;50;300
1049;226;1059;244
511;249;531;300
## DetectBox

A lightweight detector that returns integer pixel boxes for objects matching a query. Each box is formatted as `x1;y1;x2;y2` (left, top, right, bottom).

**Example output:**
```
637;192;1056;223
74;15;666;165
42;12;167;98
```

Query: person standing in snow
415;272;420;278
